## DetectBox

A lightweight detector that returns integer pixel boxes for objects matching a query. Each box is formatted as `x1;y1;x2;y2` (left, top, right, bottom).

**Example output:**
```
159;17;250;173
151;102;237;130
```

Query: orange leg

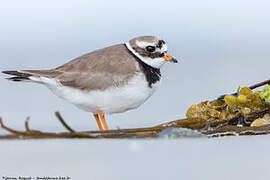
98;111;109;130
94;114;103;131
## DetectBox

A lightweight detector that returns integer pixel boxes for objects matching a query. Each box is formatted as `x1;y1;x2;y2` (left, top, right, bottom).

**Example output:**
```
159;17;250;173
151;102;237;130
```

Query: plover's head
125;36;177;69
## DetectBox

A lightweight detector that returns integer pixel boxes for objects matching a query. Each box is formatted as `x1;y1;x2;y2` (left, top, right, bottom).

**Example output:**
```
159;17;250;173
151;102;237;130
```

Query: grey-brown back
21;44;139;91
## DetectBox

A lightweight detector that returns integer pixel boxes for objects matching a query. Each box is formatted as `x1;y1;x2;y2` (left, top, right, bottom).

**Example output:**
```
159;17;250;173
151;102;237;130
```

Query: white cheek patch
125;42;167;69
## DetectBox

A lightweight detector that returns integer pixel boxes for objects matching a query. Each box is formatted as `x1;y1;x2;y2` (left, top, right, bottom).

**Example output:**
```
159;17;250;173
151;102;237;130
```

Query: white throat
125;42;166;69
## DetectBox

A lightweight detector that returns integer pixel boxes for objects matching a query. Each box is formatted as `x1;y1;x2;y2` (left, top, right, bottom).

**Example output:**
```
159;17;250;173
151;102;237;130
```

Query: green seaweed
260;85;270;102
186;87;268;121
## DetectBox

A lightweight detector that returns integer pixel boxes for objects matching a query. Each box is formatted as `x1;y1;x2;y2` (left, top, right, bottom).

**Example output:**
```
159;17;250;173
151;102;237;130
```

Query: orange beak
162;53;178;63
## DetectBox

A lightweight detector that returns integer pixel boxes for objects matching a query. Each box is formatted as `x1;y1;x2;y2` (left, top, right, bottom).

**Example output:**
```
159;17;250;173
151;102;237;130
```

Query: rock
250;114;270;127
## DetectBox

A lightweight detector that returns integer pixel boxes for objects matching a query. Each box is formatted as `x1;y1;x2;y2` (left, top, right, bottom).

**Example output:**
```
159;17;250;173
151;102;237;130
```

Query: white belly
31;72;160;114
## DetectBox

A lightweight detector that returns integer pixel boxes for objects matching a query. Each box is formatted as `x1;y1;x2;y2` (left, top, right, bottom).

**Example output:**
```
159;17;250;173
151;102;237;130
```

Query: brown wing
22;44;138;91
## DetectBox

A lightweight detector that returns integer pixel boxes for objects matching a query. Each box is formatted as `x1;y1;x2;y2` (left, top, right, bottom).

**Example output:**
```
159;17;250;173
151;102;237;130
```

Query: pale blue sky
0;0;270;131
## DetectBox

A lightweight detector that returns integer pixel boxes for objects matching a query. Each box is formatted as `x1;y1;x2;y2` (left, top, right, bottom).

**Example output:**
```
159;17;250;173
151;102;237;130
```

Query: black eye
146;46;156;53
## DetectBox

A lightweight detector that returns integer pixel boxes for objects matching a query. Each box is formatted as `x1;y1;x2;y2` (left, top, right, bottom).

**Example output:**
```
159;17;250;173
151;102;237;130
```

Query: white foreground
0;135;269;180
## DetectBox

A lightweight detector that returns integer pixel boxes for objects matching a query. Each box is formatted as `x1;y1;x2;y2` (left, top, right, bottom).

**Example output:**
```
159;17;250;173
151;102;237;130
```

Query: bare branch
0;117;32;137
55;111;75;133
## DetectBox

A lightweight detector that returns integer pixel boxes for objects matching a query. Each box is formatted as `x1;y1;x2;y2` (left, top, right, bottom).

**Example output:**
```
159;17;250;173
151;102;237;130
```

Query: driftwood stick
0;116;99;138
84;127;162;134
55;111;75;133
249;79;270;90
83;118;212;134
0;88;269;140
1;76;270;140
219;79;270;99
0;113;270;139
0;79;269;140
0;118;97;139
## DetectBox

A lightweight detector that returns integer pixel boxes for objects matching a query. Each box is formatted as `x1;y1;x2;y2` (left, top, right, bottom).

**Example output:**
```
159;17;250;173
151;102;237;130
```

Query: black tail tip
2;70;32;77
2;70;32;82
2;71;20;76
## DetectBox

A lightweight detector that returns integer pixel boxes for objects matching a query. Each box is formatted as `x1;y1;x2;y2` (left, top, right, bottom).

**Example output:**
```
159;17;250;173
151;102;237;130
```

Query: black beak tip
172;58;178;63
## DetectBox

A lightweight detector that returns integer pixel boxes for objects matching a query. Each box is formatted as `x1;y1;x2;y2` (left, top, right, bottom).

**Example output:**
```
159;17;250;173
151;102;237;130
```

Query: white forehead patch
135;40;155;48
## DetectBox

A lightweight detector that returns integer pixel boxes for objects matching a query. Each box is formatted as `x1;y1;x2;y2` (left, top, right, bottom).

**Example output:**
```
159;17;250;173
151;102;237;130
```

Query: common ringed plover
2;36;177;131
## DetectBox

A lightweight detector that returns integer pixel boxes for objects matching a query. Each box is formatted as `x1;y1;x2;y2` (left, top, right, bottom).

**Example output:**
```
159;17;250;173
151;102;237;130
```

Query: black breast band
124;44;161;88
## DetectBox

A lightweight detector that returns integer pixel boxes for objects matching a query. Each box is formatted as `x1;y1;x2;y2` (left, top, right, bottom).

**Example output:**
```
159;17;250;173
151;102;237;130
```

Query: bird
2;36;177;131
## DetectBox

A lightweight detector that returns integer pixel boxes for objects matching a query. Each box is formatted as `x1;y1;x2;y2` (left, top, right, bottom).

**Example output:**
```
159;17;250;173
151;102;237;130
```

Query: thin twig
249;79;270;90
0;117;30;137
55;111;75;133
218;79;270;99
24;117;31;132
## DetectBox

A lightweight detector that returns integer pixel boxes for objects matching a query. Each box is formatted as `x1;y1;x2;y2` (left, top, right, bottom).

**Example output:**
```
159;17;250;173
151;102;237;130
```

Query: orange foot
94;114;103;131
93;112;109;131
99;111;109;130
